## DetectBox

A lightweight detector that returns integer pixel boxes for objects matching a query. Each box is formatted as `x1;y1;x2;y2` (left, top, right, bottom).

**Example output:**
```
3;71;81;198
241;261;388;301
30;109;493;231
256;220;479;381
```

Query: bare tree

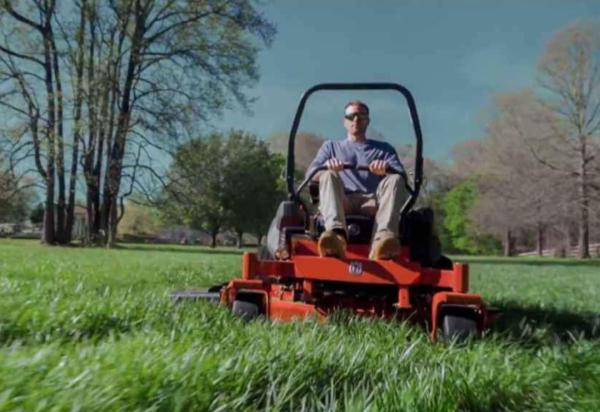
267;132;325;172
469;91;578;256
537;21;600;258
0;146;36;222
0;0;80;243
0;0;275;246
80;0;275;246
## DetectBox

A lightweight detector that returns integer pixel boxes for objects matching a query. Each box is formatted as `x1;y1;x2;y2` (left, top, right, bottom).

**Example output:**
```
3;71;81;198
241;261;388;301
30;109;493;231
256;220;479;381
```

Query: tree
409;156;457;251
0;0;276;246
161;133;228;248
0;1;80;243
0;158;33;223
443;180;501;255
119;201;163;238
537;21;600;258
162;131;284;247
267;132;324;172
89;0;275;247
465;92;570;256
223;131;284;247
443;180;478;254
29;202;44;225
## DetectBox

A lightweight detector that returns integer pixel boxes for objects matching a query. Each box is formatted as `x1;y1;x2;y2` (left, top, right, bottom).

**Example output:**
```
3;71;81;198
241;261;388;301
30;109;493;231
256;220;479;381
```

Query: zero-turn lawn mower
173;83;496;341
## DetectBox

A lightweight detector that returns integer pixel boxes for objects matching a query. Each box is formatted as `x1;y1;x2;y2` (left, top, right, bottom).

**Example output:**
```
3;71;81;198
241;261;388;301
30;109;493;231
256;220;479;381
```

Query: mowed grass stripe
0;239;599;410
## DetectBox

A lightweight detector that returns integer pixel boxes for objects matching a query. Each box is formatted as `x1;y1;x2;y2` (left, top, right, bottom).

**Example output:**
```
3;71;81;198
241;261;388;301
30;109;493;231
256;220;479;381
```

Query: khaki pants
319;171;409;240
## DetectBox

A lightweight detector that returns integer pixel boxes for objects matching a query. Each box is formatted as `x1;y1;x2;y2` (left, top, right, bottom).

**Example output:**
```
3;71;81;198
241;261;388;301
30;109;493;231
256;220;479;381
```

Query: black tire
232;299;259;321
441;307;480;341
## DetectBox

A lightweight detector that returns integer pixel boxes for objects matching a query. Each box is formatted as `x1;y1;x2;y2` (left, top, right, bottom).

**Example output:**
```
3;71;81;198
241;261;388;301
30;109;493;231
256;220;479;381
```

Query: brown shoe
370;232;400;260
318;230;346;258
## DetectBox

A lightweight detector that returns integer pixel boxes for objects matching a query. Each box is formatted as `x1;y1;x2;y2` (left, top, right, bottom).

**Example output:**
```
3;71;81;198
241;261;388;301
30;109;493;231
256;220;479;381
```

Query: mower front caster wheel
232;300;259;321
441;307;480;341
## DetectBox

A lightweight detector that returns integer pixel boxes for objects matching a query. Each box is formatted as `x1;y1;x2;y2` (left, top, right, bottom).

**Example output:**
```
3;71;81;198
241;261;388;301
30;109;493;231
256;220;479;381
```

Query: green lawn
1;239;599;411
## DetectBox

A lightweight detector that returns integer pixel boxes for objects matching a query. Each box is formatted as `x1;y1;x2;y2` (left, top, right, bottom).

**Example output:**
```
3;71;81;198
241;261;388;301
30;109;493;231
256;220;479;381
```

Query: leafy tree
29;203;45;225
414;158;458;252
119;202;164;238
443;180;500;255
223;131;284;247
162;133;228;248
161;131;283;247
443;180;477;253
0;159;33;223
0;186;31;223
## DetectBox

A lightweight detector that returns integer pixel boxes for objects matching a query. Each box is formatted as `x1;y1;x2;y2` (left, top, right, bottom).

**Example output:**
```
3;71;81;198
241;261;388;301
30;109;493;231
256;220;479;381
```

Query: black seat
311;213;374;244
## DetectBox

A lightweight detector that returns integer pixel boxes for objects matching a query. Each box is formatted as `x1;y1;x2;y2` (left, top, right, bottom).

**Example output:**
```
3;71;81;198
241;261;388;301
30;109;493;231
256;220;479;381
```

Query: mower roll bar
286;82;424;214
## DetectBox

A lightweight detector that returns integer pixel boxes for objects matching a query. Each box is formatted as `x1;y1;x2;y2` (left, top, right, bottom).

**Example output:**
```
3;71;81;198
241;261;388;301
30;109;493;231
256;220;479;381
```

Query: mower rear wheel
232;300;259;321
441;306;480;341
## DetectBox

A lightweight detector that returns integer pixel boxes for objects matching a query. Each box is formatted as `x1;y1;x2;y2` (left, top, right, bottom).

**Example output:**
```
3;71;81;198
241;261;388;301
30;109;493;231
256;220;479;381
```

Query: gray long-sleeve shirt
306;138;405;194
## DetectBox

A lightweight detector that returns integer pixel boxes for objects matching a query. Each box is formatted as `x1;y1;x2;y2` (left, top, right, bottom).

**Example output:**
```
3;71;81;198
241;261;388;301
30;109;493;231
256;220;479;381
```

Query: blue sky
210;0;600;160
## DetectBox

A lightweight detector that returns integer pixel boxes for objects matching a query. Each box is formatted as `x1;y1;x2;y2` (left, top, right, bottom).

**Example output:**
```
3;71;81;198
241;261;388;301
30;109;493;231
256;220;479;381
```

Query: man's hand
369;159;388;176
325;158;344;172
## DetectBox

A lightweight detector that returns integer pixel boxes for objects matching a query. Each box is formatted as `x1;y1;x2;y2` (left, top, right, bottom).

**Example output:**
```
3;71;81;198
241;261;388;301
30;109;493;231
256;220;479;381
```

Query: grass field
1;239;599;411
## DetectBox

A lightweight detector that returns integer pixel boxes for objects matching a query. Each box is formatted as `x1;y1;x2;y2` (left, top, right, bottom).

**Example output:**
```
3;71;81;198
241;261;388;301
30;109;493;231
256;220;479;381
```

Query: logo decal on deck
348;261;363;275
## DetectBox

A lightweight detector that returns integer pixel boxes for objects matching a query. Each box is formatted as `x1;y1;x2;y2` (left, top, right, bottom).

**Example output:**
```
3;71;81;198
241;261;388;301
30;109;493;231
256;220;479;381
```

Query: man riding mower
173;83;496;341
306;99;408;261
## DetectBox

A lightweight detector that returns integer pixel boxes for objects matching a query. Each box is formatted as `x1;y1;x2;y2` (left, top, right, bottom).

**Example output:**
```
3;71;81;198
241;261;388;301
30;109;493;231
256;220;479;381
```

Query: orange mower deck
220;239;493;341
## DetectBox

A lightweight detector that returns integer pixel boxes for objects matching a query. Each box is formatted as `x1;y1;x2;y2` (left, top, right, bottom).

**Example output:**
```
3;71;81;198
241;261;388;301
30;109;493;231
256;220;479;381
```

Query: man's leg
318;170;348;257
319;170;348;232
370;174;409;259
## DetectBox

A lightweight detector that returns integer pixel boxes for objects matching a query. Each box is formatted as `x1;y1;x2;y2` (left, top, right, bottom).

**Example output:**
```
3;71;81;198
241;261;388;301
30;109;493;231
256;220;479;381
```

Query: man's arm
382;144;405;174
369;143;406;176
306;141;333;181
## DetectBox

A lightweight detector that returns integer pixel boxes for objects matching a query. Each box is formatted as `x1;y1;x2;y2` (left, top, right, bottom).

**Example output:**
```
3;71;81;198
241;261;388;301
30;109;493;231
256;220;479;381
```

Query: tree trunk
578;147;590;258
103;3;145;245
560;221;572;257
43;183;55;244
503;228;513;257
85;11;101;244
210;230;218;248
106;197;118;248
65;3;86;243
536;223;544;257
96;26;121;241
51;28;66;244
42;17;56;245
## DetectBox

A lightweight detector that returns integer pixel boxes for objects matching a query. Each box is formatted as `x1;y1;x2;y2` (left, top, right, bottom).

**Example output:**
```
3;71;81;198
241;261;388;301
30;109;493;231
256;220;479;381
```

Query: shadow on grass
115;244;248;256
492;300;600;343
458;256;600;267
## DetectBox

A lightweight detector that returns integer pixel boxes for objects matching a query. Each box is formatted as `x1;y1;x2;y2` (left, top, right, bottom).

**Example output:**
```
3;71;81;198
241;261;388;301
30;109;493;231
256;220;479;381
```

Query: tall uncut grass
1;239;599;411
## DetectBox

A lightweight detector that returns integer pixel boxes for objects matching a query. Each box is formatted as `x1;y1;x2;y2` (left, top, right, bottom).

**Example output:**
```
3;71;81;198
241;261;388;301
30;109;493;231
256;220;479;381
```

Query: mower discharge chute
173;83;496;341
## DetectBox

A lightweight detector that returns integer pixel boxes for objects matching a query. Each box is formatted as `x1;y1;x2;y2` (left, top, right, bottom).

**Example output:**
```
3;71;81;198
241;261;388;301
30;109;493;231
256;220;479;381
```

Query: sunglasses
344;112;369;121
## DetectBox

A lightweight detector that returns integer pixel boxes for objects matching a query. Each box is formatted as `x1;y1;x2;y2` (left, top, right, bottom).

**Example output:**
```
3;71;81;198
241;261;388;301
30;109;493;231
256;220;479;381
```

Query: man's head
344;100;370;141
